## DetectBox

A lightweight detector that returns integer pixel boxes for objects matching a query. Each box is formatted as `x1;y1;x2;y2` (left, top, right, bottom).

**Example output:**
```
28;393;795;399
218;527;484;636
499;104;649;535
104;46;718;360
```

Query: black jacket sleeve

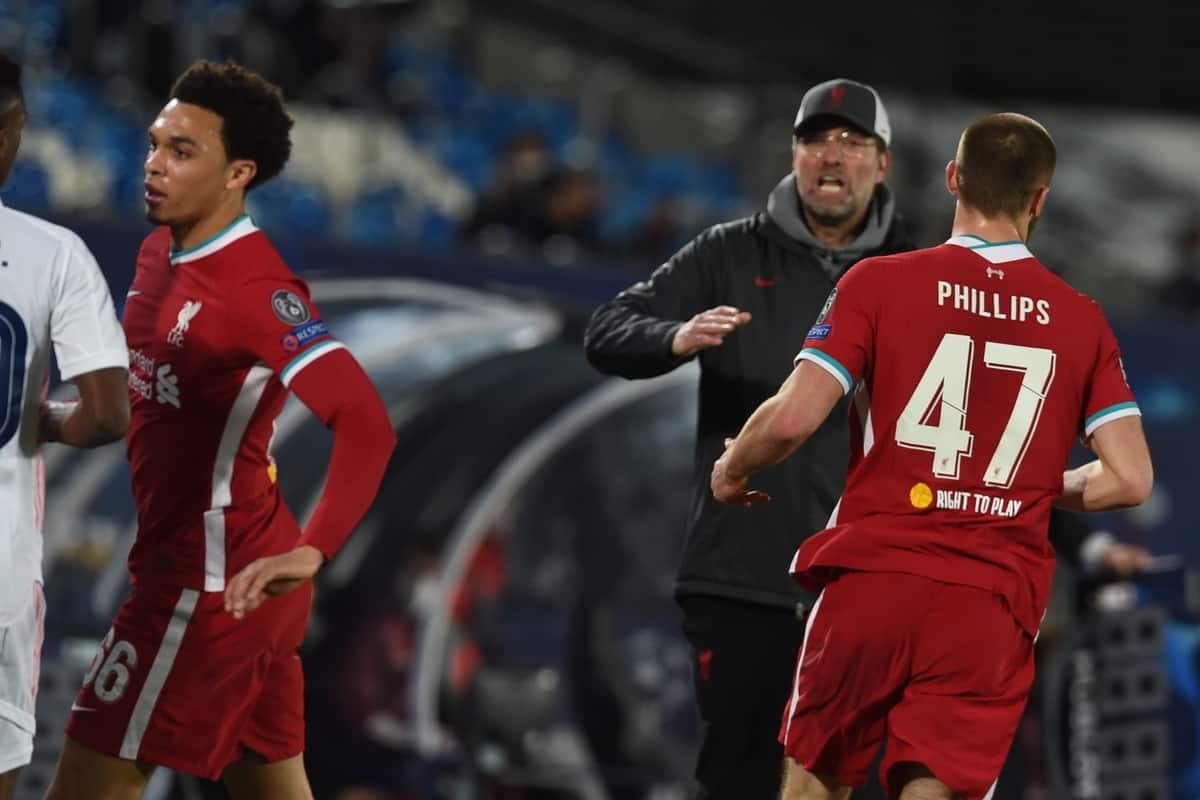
584;229;718;379
1048;508;1092;567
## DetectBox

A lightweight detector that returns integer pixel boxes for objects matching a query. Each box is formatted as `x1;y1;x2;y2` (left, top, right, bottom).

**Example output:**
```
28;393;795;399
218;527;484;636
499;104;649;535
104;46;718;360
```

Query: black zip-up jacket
584;178;913;609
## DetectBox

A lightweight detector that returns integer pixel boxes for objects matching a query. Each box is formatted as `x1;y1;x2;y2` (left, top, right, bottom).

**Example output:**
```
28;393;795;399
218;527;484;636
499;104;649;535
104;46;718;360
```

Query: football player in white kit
0;55;130;799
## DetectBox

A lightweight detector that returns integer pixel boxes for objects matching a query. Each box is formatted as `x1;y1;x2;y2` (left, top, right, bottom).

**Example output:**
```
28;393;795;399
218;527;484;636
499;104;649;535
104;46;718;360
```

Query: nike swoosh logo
70;703;96;713
754;276;778;287
126;290;142;298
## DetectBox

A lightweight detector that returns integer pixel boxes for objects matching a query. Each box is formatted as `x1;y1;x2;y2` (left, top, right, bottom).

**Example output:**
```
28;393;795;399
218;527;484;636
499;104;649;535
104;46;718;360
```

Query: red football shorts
779;570;1034;800
65;580;313;780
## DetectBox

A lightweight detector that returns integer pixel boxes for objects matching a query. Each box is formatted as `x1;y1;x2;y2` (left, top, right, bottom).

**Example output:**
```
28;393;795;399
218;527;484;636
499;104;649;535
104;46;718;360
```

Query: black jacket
585;177;914;609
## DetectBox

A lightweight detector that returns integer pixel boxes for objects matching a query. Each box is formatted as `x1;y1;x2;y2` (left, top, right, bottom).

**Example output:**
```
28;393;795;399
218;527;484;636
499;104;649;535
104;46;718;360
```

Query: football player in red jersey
711;113;1153;800
47;61;396;799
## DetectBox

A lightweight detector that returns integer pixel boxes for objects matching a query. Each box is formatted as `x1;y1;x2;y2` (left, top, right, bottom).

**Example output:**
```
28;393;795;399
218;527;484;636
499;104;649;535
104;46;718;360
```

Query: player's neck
170;201;248;252
950;205;1027;244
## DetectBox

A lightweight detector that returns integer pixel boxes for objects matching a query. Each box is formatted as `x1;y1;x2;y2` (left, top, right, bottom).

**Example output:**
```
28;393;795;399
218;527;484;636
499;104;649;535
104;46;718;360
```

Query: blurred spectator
465;147;605;265
541;168;602;247
243;0;337;102
296;4;396;110
621;196;688;265
481;131;555;202
462;131;552;253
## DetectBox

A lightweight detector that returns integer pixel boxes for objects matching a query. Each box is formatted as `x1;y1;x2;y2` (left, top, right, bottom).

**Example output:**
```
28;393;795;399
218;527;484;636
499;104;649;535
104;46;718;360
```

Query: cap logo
829;85;846;108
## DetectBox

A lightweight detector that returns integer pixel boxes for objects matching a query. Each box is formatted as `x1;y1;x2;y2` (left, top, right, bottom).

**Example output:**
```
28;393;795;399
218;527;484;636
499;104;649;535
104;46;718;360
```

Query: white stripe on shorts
119;589;199;760
782;590;824;746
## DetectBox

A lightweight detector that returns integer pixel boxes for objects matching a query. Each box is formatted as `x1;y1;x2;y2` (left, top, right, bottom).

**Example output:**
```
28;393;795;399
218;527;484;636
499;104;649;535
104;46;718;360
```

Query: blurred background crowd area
1;0;1200;315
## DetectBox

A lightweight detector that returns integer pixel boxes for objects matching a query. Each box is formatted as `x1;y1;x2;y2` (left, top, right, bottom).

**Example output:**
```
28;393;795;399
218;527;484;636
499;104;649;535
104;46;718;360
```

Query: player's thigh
222;753;313;800
884;583;1033;800
780;756;853;800
0;768;17;800
0;582;43;776
44;735;154;800
781;573;924;788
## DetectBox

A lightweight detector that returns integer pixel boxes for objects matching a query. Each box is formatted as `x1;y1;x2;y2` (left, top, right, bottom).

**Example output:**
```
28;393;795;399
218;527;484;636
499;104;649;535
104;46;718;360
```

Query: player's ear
944;160;959;197
1029;184;1050;218
225;159;257;192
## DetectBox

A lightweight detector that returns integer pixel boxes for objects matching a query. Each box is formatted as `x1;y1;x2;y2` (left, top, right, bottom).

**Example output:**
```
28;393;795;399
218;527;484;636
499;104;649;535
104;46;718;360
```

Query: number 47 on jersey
896;333;1055;489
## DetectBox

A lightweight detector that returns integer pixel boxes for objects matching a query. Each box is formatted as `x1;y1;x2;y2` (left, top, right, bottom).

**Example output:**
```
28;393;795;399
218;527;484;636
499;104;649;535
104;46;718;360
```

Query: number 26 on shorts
81;630;140;704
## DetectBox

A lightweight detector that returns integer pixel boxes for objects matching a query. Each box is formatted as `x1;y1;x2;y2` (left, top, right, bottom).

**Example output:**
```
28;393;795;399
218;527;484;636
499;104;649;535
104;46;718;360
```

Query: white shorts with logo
0;582;44;773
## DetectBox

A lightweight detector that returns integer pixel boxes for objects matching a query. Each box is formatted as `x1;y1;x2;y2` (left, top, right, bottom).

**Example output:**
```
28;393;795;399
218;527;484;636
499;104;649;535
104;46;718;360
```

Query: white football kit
0;199;127;772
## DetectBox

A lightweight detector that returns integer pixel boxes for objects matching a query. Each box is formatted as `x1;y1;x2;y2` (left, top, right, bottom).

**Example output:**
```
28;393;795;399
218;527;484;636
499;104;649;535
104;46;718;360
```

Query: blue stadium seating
246;177;334;239
2;160;51;209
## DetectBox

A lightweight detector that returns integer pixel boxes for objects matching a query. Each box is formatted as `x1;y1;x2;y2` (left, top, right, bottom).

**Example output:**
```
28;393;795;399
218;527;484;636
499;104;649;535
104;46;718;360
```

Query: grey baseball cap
793;78;891;146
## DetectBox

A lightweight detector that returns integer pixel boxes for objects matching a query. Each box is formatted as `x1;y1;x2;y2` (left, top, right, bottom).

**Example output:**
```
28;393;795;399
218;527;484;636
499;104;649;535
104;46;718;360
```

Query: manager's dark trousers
679;594;807;799
680;594;891;800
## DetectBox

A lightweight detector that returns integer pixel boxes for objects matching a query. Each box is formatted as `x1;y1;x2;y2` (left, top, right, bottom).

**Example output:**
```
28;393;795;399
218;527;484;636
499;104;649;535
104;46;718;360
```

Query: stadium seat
246;177;334;239
429;131;494;192
1;159;51;210
346;187;403;246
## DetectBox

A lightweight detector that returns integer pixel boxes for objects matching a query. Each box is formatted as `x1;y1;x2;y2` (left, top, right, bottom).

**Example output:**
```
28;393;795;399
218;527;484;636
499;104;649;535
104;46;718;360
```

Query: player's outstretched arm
711;360;843;505
225;349;395;618
1059;416;1153;512
39;367;130;447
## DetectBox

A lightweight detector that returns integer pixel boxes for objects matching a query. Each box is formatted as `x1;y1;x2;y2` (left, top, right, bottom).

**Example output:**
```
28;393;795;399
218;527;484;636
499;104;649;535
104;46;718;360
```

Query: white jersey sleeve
50;232;128;380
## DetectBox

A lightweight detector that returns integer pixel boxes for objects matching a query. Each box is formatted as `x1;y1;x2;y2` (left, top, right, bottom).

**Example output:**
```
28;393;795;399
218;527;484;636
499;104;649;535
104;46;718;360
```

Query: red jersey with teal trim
123;216;343;591
792;235;1139;636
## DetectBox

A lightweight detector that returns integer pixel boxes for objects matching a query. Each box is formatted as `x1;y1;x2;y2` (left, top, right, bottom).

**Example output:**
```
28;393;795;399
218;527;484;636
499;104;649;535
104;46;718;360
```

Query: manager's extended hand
672;306;752;357
711;437;771;507
224;545;324;619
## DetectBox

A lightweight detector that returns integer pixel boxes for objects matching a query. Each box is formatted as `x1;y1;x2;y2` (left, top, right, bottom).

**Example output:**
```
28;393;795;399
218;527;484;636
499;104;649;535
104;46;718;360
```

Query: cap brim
793;112;873;139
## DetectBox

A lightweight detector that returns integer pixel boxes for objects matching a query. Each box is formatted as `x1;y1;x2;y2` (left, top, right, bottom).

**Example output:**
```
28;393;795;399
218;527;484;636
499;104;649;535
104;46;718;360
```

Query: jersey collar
169;215;258;265
945;234;1033;264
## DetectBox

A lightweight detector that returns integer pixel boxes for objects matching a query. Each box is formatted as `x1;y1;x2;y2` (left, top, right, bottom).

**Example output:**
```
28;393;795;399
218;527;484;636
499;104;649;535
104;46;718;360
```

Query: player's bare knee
46;738;152;800
779;757;851;800
890;761;962;800
222;753;313;800
44;779;142;800
0;768;19;800
898;779;960;800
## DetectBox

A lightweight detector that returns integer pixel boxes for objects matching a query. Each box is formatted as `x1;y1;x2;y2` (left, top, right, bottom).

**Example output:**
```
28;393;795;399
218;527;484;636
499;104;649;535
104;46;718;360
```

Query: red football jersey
791;235;1139;635
123;217;344;591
